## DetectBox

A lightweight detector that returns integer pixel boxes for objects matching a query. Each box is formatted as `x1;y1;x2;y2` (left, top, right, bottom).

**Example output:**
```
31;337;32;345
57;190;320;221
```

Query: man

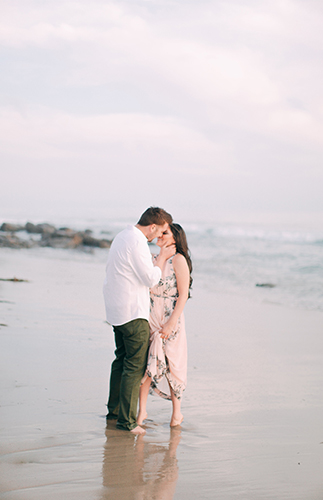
103;207;175;434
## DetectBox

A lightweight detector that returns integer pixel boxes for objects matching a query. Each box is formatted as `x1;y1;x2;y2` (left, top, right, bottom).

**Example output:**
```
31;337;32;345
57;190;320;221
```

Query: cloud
0;106;231;172
1;0;323;214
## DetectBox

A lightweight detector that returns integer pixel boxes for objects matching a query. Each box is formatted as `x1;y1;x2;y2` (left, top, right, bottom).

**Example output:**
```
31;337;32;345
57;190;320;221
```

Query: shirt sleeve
130;239;161;287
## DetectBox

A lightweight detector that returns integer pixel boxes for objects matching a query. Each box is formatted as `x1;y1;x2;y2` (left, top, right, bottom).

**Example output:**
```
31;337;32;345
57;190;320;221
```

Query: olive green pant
107;319;150;431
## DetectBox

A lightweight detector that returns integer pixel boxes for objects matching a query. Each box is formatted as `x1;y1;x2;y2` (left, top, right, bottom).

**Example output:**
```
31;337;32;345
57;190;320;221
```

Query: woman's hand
160;320;177;339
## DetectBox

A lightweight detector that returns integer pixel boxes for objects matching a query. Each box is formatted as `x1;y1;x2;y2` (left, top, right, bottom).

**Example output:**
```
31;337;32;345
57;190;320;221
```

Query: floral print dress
146;256;187;400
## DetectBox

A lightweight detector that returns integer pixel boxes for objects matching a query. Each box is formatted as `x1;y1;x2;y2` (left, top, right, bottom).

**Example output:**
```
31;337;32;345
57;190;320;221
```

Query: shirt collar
130;224;148;241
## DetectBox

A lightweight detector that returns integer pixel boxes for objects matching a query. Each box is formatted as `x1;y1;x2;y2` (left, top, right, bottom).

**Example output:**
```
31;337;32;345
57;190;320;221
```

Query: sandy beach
1;247;323;499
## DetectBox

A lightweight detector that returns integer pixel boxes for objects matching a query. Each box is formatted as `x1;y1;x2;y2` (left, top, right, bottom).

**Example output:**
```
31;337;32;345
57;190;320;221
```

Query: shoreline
1;249;323;499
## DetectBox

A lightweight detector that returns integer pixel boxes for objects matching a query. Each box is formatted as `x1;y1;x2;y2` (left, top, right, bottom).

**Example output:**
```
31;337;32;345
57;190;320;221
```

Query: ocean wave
186;225;323;245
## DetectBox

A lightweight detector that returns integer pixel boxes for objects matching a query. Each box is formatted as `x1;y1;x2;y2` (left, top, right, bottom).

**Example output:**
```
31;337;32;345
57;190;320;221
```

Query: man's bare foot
170;414;183;427
137;412;148;426
130;425;146;435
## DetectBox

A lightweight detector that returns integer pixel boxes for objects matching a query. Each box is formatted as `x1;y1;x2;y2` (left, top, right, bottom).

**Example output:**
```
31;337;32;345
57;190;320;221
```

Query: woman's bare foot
130;425;146;435
137;412;148;426
170;414;183;427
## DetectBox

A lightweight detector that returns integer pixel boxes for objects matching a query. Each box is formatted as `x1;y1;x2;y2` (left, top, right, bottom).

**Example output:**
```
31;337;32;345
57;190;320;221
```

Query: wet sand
1;248;323;499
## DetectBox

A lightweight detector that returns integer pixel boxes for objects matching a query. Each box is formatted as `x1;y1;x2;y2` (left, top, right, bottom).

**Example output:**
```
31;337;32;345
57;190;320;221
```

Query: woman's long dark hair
170;223;193;297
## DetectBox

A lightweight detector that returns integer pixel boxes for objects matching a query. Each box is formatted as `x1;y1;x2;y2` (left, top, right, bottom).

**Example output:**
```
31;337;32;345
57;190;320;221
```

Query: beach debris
255;283;276;288
0;222;112;250
0;277;29;282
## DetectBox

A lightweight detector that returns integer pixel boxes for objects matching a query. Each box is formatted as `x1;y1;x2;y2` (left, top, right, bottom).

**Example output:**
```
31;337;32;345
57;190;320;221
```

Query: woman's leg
137;375;151;425
170;388;184;427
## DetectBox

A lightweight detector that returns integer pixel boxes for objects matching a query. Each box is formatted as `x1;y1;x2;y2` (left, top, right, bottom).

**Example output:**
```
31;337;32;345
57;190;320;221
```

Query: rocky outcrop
0;222;111;250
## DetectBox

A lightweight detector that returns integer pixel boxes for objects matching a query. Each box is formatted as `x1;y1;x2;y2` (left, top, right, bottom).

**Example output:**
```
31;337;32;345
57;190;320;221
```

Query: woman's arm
160;253;190;339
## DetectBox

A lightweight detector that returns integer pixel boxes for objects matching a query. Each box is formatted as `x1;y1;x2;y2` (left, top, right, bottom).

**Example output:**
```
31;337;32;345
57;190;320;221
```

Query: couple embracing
103;207;192;434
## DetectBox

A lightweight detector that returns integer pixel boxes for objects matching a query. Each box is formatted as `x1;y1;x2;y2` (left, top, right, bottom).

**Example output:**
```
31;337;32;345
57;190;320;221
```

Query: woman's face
156;227;175;247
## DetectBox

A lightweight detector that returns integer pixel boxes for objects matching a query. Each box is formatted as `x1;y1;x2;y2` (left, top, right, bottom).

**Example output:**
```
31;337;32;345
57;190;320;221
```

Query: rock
98;239;111;248
81;234;111;248
25;222;36;233
40;233;83;249
54;229;77;238
25;222;56;234
0;223;25;232
255;283;276;288
0;234;34;249
57;228;77;237
71;234;84;247
39;223;56;234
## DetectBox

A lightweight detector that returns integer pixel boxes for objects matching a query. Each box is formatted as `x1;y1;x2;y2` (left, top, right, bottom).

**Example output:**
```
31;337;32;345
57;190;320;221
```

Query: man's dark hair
137;207;173;227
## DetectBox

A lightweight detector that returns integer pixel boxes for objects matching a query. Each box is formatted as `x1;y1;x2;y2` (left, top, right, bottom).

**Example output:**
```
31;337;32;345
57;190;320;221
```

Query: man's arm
129;242;157;288
130;241;176;288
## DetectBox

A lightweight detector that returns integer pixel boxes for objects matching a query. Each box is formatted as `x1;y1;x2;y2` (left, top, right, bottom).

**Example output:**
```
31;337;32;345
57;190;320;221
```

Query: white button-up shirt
103;225;162;326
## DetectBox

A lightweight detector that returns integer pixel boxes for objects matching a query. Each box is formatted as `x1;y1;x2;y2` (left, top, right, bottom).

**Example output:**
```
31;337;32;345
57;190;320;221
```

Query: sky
1;0;323;224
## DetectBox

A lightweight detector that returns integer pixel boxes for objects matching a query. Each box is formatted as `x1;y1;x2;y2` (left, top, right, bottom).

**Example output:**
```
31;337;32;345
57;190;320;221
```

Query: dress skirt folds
145;256;187;400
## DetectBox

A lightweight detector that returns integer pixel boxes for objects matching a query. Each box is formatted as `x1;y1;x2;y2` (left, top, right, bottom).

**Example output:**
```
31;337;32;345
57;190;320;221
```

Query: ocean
186;221;323;312
1;211;322;312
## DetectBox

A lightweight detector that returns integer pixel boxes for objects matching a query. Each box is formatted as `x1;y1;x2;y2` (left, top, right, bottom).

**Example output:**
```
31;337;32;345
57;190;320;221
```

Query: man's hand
158;243;176;261
154;242;175;272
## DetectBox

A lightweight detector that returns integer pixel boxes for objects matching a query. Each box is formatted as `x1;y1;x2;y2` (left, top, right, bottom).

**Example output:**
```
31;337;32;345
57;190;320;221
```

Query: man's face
156;226;175;248
147;223;169;242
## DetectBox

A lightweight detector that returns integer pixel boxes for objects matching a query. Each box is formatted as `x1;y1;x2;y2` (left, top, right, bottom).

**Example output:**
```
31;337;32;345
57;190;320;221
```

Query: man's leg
106;328;126;419
116;319;150;431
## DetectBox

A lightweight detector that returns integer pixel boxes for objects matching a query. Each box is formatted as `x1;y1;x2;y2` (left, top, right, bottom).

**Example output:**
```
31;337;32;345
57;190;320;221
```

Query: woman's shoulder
172;252;185;262
172;253;188;269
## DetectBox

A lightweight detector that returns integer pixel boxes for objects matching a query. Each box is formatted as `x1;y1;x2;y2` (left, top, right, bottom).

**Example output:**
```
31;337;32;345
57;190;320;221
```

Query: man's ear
150;224;156;232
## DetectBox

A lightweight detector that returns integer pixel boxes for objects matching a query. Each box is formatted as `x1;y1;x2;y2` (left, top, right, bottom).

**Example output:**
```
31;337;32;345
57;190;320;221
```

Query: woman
137;223;192;427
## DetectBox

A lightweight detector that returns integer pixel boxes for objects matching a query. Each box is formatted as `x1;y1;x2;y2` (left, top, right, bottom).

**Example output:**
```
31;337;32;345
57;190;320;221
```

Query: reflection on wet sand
102;421;181;500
